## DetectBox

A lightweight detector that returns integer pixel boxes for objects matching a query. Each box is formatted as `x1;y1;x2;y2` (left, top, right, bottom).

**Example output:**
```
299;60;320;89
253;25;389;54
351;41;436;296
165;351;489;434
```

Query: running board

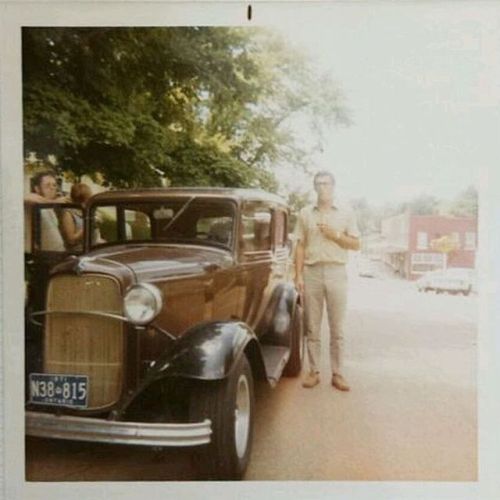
260;345;290;387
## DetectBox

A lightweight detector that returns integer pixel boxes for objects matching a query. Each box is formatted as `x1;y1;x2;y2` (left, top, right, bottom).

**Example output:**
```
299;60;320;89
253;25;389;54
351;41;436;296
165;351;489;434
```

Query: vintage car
25;188;304;480
415;267;476;296
357;256;377;279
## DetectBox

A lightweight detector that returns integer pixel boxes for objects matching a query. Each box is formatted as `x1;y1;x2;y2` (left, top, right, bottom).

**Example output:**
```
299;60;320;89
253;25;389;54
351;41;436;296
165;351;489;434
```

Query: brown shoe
331;374;350;391
302;372;320;388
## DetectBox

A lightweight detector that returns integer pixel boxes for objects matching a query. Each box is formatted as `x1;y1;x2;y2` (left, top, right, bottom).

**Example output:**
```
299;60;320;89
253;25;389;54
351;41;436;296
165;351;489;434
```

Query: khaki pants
303;263;347;375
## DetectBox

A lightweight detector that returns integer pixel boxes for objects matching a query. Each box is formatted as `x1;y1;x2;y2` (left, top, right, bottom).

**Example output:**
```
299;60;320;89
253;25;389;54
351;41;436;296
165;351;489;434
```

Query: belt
305;262;346;267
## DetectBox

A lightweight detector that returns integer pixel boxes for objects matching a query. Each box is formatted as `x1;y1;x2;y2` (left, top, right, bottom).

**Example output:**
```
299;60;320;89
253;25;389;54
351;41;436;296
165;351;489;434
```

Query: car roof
89;187;287;208
443;267;474;274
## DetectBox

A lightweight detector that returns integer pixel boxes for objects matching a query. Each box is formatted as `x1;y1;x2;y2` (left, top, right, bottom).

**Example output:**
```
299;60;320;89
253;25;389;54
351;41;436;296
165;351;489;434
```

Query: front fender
115;321;266;419
258;283;299;346
148;320;259;381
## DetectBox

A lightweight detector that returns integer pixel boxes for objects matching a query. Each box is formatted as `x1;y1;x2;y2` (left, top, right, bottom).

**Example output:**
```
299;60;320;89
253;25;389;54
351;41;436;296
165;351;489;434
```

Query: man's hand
295;274;305;297
317;223;340;242
54;195;71;203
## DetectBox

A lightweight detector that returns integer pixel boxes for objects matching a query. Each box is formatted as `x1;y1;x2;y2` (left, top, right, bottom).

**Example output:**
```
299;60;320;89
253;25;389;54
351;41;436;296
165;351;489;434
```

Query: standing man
24;170;68;251
294;171;360;390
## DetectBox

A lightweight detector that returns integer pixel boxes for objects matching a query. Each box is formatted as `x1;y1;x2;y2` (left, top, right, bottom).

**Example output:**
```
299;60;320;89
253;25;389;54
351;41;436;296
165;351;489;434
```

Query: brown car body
25;188;304;479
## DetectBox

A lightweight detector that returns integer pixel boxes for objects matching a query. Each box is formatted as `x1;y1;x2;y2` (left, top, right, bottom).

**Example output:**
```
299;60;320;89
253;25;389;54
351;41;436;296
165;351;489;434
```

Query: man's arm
336;232;360;251
24;193;70;204
317;225;360;250
24;193;47;204
294;239;305;295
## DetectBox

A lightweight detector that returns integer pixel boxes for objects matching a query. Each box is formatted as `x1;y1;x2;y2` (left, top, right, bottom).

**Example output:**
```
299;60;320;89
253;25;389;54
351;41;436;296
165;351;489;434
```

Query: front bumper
26;411;211;447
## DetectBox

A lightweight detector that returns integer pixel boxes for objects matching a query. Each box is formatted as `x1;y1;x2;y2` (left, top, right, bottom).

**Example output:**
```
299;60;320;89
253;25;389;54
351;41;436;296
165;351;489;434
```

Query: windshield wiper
161;196;196;233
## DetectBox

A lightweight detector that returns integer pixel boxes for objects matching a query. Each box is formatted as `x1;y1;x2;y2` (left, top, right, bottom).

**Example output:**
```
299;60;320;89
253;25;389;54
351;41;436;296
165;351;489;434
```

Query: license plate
29;373;88;408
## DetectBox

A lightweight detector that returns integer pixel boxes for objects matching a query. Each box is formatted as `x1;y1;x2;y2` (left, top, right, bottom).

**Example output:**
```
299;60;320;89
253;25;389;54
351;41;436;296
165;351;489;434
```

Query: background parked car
357;256;377;278
416;267;476;295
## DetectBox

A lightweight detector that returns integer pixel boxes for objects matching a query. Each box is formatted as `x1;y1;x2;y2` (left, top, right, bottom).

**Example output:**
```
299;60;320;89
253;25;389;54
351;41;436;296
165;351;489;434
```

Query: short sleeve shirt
40;209;65;252
294;202;360;265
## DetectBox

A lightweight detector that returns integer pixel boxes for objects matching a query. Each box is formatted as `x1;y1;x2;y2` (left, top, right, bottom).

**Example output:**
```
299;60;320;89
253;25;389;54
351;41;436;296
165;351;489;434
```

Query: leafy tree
287;190;310;214
287;190;311;228
397;194;439;216
449;185;478;217
23;27;348;190
350;197;373;235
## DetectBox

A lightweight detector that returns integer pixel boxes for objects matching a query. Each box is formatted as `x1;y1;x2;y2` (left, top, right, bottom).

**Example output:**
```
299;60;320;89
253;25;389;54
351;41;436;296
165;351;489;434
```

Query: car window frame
239;200;275;259
271;207;289;252
87;197;238;252
26;202;85;257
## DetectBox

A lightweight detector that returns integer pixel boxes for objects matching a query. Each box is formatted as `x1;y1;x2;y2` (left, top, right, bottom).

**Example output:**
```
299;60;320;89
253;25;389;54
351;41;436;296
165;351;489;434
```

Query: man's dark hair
31;170;57;191
313;170;335;185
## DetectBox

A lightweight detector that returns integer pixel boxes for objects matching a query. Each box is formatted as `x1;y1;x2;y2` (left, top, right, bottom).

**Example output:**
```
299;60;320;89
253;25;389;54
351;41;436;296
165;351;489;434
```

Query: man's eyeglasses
314;181;333;187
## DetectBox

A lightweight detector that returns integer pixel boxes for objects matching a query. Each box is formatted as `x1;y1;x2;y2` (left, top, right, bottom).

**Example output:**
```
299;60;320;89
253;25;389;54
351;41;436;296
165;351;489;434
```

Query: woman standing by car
60;183;92;252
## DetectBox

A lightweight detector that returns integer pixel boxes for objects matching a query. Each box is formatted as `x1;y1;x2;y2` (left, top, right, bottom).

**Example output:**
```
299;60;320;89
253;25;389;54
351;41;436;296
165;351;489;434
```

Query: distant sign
430;235;458;254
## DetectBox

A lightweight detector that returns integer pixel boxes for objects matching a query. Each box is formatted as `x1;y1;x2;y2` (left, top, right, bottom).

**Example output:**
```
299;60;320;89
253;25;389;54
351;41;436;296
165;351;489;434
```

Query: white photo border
1;1;500;499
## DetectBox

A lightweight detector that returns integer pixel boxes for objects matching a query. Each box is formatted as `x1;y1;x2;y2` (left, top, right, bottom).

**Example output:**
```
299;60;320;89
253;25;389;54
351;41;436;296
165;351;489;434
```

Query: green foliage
449;185;478;217
397;195;439;216
351;187;478;237
287;190;311;228
350;197;373;235
23;27;348;189
287;190;310;214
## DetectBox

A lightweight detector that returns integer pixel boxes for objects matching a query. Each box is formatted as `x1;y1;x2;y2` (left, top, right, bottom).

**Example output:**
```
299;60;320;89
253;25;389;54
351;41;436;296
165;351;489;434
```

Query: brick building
380;212;477;280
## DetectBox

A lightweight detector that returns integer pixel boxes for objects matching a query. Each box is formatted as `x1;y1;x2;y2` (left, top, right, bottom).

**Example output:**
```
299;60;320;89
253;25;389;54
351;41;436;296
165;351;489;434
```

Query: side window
417;231;428;250
241;203;272;252
125;209;151;241
30;205;86;254
273;210;287;248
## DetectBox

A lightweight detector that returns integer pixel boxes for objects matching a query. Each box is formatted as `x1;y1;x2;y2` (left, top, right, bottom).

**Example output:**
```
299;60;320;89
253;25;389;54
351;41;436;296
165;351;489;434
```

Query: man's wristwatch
335;230;341;240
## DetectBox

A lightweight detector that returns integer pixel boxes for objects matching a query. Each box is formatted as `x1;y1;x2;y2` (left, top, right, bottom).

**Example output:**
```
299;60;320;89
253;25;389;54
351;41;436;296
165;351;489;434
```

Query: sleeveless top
65;209;84;252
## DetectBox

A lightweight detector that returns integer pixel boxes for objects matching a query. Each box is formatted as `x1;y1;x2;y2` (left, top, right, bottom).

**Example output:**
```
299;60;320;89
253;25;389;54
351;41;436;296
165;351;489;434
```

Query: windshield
89;197;235;250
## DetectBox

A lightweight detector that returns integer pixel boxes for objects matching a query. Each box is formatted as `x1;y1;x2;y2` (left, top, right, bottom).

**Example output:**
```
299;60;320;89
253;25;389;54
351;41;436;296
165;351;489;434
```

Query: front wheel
189;355;254;480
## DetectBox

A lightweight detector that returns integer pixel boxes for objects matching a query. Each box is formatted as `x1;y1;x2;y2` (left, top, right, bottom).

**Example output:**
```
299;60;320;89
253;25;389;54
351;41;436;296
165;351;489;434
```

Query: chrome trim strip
26;411;212;447
30;310;128;327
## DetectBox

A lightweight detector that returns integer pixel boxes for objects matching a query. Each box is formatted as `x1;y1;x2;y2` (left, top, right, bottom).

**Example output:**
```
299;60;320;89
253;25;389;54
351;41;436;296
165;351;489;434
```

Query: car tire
189;355;254;480
283;303;304;377
463;287;471;296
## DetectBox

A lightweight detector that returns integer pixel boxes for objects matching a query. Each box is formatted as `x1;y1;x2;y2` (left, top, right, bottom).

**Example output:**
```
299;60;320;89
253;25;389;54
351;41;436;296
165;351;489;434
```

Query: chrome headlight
124;283;163;325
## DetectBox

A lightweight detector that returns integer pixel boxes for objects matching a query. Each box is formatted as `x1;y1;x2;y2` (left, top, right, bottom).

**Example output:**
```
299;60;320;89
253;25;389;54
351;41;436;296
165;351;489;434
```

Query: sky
271;3;499;206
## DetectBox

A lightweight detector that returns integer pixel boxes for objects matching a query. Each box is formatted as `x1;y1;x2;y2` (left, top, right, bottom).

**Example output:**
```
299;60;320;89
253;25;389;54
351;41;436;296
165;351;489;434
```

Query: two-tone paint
27;189;299;424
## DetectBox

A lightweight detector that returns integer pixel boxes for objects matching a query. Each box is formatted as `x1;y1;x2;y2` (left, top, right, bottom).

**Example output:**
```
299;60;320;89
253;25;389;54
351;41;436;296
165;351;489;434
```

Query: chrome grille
44;274;124;409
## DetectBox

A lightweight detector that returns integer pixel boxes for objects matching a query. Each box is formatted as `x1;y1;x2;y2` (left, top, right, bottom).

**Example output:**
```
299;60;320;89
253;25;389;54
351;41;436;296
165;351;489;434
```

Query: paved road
26;264;477;481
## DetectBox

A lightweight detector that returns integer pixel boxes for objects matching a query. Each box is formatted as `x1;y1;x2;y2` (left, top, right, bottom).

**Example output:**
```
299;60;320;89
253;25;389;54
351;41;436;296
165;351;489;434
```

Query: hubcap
234;374;250;459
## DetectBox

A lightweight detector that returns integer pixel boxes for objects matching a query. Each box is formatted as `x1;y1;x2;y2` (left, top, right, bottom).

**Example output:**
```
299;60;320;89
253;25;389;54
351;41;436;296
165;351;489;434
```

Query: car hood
51;244;234;288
